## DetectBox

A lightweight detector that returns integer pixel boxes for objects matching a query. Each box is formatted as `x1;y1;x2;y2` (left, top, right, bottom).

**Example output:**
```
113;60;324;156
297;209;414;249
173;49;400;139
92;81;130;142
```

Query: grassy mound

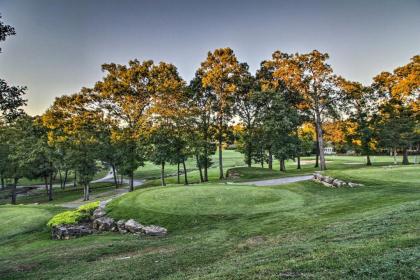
107;184;303;230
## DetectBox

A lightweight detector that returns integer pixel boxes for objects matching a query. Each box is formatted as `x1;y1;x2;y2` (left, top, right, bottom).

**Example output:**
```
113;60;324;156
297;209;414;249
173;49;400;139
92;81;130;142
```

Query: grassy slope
0;164;419;279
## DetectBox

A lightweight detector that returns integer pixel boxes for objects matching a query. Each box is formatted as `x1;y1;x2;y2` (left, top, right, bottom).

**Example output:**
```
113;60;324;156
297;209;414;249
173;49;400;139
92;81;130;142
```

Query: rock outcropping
313;172;363;188
51;199;167;240
52;224;93;240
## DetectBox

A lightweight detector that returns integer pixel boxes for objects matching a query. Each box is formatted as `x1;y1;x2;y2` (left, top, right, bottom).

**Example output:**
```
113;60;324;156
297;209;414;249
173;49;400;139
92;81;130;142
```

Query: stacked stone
51;199;167;240
313;172;363;188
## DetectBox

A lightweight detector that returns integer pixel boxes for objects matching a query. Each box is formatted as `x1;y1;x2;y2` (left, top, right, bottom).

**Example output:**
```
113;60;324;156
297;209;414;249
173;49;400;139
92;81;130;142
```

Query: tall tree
93;60;155;191
148;62;188;186
0;13;15;53
339;79;377;165
198;48;243;179
254;91;300;172
234;66;261;167
372;55;419;164
188;74;216;182
260;50;340;170
43;93;101;200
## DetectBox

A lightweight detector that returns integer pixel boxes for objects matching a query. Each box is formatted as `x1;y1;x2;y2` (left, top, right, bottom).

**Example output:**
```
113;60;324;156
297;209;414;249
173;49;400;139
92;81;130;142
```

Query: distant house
324;145;335;155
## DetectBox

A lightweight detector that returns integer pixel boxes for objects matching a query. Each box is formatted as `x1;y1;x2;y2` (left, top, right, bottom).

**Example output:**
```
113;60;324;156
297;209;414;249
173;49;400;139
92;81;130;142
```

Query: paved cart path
243;175;313;186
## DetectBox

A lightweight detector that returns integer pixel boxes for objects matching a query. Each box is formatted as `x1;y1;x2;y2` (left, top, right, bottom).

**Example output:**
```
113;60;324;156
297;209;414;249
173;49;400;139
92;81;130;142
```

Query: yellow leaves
323;121;347;146
299;122;316;140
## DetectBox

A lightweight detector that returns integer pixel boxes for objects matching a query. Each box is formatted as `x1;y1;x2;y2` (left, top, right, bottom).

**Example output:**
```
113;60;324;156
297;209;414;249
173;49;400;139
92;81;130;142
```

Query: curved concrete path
243;175;313;186
59;170;144;208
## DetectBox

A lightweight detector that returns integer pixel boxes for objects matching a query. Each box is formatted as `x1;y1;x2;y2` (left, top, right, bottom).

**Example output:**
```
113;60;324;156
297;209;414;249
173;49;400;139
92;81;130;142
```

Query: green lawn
0;163;418;279
0;182;117;205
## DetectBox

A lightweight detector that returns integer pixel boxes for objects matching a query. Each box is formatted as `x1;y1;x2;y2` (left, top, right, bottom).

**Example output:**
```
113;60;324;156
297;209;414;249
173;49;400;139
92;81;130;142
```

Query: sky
0;0;419;116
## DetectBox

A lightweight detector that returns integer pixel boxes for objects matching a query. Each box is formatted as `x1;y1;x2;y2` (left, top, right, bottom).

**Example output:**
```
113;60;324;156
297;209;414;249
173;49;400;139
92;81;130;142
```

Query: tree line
1;16;419;203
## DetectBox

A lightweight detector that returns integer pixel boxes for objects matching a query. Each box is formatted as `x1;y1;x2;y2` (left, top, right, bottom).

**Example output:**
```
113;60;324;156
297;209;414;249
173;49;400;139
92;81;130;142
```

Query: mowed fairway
0;164;419;279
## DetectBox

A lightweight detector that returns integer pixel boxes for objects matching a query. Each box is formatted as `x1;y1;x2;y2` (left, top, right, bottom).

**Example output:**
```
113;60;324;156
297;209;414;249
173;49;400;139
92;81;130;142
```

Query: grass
0;162;418;279
0;182;117;205
137;150;419;186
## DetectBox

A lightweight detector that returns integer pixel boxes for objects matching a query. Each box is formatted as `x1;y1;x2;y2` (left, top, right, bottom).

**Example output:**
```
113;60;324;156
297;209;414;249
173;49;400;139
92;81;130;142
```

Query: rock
332;179;346;187
99;199;112;209
142;225;167;236
323;176;334;184
117;219;127;233
93;208;106;219
124;219;144;233
93;217;116;231
348;182;362;188
52;225;92;240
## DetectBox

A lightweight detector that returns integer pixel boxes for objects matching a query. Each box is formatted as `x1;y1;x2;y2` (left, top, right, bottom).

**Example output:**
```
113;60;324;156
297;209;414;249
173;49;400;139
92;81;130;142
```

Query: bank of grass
0;164;418;279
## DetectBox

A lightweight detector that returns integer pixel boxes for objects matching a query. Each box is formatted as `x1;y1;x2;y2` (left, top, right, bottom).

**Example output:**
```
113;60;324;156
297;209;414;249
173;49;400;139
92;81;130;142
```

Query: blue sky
0;0;419;115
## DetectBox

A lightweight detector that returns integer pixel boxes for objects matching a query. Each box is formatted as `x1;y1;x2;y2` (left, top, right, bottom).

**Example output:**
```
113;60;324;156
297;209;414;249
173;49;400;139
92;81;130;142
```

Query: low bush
77;201;100;214
47;201;99;228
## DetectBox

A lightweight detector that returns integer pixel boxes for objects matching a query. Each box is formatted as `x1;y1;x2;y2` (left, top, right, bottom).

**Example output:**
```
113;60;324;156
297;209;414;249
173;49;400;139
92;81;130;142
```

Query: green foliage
46;201;99;228
77;201;99;214
46;210;85;228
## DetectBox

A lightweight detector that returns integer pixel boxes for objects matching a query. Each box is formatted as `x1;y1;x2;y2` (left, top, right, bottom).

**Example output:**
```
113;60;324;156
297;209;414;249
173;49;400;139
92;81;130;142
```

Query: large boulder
92;208;106;219
348;182;363;188
323;176;334;184
125;219;144;233
93;217;116;232
52;225;93;240
142;225;167;236
117;219;127;233
332;179;346;188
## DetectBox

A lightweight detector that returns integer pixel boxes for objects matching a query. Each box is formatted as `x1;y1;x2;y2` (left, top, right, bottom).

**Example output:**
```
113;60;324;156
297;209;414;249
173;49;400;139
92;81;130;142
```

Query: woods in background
1;14;419;203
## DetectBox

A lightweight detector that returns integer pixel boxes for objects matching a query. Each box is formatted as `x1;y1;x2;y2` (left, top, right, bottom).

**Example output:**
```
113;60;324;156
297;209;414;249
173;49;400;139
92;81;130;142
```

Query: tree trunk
63;169;68;189
280;159;286;172
366;154;372;166
44;176;49;195
111;164;118;188
58;168;63;189
268;149;273;170
161;161;166;186
315;114;326;170
129;171;134;192
196;154;204;183
314;127;319;168
177;162;180;184
247;142;252;168
73;172;77;188
297;156;301;169
48;172;53;201
1;176;4;190
11;178;17;205
218;132;224;179
84;184;90;201
261;161;264;168
120;174;123;185
393;148;397;165
203;137;208;182
182;159;188;185
402;148;409;165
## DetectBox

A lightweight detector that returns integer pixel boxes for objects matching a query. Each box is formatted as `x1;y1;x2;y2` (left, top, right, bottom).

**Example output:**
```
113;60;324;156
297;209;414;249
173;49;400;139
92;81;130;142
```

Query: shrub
77;201;100;214
47;201;100;228
47;210;86;228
